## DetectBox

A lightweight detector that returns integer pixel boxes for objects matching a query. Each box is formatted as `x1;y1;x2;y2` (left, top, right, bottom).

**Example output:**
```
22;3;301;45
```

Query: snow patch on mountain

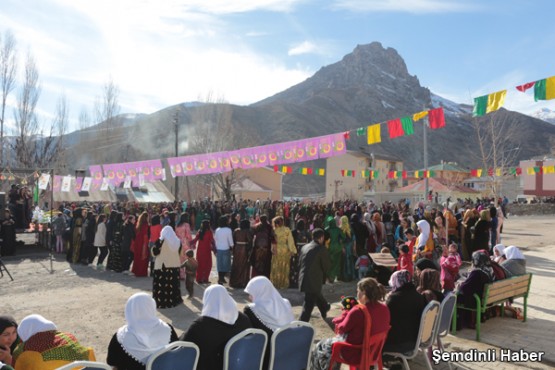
431;93;470;116
530;107;555;124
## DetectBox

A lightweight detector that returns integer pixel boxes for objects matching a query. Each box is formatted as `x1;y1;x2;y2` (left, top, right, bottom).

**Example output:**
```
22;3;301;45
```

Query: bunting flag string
473;90;507;117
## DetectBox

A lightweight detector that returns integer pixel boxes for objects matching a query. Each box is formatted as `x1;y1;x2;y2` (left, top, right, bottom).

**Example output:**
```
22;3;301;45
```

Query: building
230;167;284;201
520;158;555;197
406;161;470;186
395;177;480;205
325;151;404;202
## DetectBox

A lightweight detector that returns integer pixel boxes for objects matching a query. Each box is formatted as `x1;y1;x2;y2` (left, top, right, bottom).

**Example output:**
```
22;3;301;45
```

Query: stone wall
506;203;555;216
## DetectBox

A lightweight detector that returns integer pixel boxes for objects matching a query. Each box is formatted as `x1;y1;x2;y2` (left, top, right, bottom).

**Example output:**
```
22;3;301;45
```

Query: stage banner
81;177;92;192
194;154;209;174
305;138;319;161
253;145;269;167
75;177;84;192
332;133;346;157
38;173;50;190
123;176;132;189
318;134;334;158
151;160;165;180
292;139;307;163
239;148;256;169
100;177;110;191
228;150;242;169
53;175;62;192
167;157;183;178
206;152;223;174
89;165;103;185
61;176;72;192
102;164;117;184
266;144;281;166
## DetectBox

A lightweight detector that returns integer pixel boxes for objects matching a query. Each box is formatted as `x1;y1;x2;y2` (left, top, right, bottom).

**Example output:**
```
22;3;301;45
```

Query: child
404;228;416;261
440;243;462;292
354;254;370;280
181;249;198;298
397;244;413;279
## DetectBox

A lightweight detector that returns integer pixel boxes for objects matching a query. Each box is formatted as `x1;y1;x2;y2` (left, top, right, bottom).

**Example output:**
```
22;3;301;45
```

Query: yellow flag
476;169;483;177
526;167;535;175
546;77;555;100
367;124;381;145
548;165;555;174
486;90;507;114
495;168;502;177
412;111;429;122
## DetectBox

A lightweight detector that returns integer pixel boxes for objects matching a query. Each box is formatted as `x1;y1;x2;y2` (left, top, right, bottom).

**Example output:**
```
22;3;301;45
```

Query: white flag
123;176;132;189
38;173;50;190
162;168;167;181
100;178;109;191
81;177;92;191
139;173;145;187
61;176;72;192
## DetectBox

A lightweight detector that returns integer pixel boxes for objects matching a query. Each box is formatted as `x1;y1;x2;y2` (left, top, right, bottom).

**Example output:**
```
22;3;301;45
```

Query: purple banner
75;177;84;192
89;165;104;185
53;175;62;192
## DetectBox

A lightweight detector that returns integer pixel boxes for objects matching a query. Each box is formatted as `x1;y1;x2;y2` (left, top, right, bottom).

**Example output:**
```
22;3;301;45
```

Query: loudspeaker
0;192;5;220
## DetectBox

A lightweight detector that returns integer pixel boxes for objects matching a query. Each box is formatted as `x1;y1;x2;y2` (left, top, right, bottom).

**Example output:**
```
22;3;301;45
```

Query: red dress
194;230;214;283
132;223;149;276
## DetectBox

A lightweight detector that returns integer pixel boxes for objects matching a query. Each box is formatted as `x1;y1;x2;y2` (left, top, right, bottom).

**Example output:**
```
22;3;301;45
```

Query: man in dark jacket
298;228;331;322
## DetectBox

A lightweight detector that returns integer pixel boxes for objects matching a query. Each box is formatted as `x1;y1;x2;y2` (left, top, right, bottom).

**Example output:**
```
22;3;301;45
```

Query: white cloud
332;0;475;13
288;41;318;56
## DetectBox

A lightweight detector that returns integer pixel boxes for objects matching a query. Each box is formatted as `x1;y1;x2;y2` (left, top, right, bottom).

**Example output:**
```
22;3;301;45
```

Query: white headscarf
18;314;57;342
505;246;525;260
117;293;171;364
201;285;239;325
160;225;181;251
245;276;294;331
416;220;430;249
493;244;505;257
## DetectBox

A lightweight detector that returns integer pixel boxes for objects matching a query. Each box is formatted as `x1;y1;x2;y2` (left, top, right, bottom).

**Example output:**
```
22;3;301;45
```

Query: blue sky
1;0;555;131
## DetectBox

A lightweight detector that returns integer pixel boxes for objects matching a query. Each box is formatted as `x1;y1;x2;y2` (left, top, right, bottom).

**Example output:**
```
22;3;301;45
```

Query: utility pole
423;114;429;203
173;111;179;201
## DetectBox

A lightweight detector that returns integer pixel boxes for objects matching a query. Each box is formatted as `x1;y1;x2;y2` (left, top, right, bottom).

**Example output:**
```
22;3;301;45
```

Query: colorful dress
194;230;214;283
325;218;345;282
12;330;93;370
176;223;192;279
270;226;296;289
132;223;149;277
230;228;252;288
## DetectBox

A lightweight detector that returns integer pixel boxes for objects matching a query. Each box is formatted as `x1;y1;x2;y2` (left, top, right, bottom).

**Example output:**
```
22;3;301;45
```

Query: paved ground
1;215;553;369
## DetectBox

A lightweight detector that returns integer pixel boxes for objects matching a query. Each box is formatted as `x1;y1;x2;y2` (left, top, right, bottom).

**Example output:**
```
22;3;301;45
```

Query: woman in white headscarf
415;220;435;260
501;246;526;277
181;285;251;370
492;244;506;264
107;293;178;370
13;314;94;369
152;225;183;308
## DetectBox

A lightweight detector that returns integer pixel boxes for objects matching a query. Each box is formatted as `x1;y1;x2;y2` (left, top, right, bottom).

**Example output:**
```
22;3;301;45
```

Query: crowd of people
1;195;530;370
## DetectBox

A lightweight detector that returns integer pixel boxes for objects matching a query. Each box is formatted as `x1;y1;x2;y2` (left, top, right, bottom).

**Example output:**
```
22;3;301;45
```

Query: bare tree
0;30;17;166
13;52;67;168
470;110;522;201
94;76;121;139
187;93;258;201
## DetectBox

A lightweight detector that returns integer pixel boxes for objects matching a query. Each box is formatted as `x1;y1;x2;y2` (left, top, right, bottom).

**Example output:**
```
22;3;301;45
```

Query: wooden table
369;253;397;268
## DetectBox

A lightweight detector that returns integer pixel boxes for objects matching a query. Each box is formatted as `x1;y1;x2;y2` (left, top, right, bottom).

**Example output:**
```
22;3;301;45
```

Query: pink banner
238;148;255;169
332;133;346;157
89;165;103;185
53;175;62;191
305;138;319;161
75;177;84;192
167;157;183;178
228;150;242;169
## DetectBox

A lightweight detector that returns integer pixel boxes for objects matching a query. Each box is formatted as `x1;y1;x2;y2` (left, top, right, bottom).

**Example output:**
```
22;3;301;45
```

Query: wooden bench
451;273;532;341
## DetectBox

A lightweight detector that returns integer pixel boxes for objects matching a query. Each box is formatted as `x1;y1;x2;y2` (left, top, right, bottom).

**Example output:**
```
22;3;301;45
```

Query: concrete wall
506;203;555;215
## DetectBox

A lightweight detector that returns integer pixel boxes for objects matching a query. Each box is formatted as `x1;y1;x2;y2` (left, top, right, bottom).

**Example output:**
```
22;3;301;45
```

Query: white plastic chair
383;300;441;370
224;328;268;370
146;341;200;370
56;361;112;370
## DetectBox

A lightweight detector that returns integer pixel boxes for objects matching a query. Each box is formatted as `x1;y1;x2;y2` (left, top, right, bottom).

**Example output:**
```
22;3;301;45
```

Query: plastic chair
434;293;457;370
56;361;112;370
328;304;390;370
146;341;200;370
224;328;268;370
383;300;440;370
268;321;314;370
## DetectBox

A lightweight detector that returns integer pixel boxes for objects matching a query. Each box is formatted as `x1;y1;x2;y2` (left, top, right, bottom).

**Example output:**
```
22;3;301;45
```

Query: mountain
60;42;555;197
531;108;555;124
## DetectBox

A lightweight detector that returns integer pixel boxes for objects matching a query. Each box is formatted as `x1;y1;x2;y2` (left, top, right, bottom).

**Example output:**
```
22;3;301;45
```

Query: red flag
387;118;404;139
351;170;356;177
341;170;345;177
307;168;313;175
516;81;535;92
428;107;445;129
488;168;494;176
470;169;478;177
402;171;407;179
273;165;279;172
516;167;522;175
343;131;351;140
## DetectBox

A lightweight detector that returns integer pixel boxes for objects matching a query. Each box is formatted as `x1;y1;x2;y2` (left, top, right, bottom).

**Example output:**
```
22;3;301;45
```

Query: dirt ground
1;215;553;366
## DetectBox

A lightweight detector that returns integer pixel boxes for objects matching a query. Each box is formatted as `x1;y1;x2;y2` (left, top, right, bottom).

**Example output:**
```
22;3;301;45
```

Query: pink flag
516;81;535;92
